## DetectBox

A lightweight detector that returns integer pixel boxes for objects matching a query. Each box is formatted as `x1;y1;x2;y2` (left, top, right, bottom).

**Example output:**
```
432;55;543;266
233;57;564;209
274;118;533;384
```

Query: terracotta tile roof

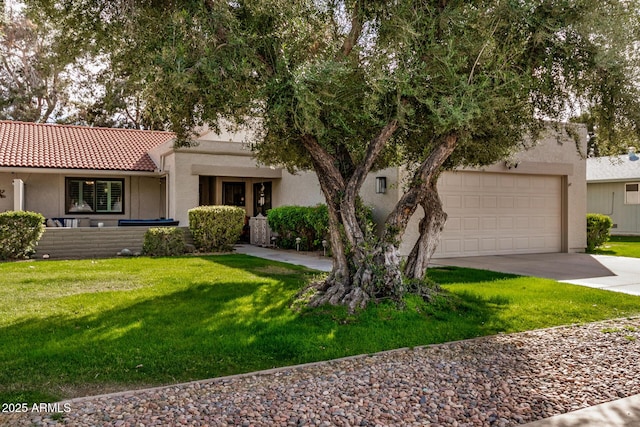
0;121;175;172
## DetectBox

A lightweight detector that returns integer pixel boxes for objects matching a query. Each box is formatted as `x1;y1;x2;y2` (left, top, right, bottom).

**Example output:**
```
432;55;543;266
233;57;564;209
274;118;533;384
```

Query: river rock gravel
3;317;640;427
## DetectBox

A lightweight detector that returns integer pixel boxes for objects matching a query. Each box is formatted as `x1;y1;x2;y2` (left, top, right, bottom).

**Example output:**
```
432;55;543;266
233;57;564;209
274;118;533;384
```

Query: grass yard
2;254;640;404
591;235;640;258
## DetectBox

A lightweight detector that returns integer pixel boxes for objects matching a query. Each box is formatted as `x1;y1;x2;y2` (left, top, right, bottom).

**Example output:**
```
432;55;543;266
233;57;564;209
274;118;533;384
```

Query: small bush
142;227;185;257
189;206;245;252
0;211;45;260
586;213;613;251
267;205;329;251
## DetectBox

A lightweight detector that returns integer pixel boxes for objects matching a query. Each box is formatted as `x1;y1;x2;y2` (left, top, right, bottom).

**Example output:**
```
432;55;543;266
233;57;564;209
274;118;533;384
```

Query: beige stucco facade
151;124;587;257
0;168;166;226
2;122;587;257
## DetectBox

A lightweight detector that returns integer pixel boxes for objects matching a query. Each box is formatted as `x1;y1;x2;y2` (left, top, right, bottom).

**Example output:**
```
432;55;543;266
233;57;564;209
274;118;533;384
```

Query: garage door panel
433;172;562;258
529;236;546;248
465;195;481;208
515;237;530;250
516;197;530;208
464;239;479;252
483;196;497;209
464;217;479;230
498;238;514;250
482;217;497;229
515;217;529;229
499;197;514;208
446;195;462;208
481;238;496;251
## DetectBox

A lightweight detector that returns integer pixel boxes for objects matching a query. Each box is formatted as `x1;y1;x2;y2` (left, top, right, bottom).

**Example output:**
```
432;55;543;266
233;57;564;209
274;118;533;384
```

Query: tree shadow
1;255;515;404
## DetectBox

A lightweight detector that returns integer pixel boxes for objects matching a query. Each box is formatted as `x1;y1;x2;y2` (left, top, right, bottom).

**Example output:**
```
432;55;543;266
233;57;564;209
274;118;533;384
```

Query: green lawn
591;235;640;258
2;255;640;404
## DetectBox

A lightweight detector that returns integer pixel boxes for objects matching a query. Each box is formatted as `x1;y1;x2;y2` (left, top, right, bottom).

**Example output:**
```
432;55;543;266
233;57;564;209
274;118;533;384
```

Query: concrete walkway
522;394;640;427
235;244;333;272
433;252;640;296
236;247;640;297
235;245;640;426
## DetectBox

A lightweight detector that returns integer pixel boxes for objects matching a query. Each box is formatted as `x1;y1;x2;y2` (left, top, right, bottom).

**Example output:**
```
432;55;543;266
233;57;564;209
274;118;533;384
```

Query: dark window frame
65;177;125;214
222;181;246;207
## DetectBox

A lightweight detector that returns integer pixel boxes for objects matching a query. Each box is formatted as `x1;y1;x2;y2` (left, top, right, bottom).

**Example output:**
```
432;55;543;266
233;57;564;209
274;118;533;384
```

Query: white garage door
433;171;562;258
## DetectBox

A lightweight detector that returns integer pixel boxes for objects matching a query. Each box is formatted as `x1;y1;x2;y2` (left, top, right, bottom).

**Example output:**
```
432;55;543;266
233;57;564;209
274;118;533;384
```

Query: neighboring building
0;120;588;258
587;152;640;235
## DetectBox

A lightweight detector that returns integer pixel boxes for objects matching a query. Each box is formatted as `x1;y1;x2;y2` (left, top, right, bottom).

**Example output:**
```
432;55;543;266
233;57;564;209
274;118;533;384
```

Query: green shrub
189;206;245;252
586;213;613;251
0;211;45;260
142;227;185;257
267;205;329;251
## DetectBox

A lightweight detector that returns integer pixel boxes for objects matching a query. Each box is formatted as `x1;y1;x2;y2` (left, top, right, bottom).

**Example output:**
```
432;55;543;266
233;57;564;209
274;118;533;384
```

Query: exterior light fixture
295;237;301;251
375;177;387;194
322;239;328;256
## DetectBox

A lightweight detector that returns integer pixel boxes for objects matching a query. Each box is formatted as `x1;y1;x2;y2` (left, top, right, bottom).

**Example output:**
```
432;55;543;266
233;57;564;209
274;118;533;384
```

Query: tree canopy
0;5;71;122
26;0;640;309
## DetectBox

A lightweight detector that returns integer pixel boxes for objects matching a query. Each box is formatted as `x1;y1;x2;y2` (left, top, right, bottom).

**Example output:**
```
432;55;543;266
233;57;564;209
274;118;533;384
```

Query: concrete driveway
433;253;640;296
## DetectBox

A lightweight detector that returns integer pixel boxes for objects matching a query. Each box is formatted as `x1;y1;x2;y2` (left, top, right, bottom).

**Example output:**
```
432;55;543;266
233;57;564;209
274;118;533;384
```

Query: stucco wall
588;182;640;235
162;124;587;256
0;171;165;225
164;138;284;224
0;174;14;212
273;170;324;207
275;124;587;257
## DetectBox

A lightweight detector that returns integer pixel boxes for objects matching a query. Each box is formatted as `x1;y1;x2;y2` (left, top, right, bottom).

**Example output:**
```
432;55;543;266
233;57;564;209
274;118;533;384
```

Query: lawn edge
53;315;640;405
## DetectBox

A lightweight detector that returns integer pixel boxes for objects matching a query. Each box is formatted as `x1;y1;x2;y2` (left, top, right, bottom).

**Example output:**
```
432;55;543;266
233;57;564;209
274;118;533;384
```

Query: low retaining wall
36;227;194;260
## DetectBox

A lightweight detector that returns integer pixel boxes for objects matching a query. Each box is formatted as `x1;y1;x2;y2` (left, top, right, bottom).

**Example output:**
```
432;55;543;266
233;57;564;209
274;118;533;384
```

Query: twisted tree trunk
403;181;448;280
302;131;457;311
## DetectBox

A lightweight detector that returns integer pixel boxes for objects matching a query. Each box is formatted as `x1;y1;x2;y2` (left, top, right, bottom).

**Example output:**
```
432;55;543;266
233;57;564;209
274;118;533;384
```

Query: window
66;178;124;214
222;182;245;206
625;183;640;205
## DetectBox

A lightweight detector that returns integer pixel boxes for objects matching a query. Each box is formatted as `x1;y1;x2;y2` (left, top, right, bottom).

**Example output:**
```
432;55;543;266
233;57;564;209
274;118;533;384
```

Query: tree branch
383;133;457;241
340;0;363;58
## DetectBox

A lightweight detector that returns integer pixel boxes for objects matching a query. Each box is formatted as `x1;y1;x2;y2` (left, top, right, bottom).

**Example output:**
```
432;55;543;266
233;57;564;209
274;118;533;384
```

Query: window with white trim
66;178;124;214
625;183;640;205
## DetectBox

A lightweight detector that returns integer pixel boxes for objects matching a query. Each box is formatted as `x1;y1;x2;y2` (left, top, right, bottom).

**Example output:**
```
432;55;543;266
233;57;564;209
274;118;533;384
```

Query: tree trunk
300;123;401;310
403;180;447;280
301;131;457;311
383;134;457;248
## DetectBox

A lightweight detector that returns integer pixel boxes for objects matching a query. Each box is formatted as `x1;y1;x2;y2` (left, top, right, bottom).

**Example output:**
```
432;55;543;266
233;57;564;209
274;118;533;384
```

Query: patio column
12;179;24;211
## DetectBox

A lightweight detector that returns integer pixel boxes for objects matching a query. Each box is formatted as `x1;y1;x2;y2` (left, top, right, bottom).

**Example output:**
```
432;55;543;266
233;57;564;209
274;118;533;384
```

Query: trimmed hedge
267;205;329;251
586;213;613;251
142;227;185;257
189;206;245;252
0;211;45;260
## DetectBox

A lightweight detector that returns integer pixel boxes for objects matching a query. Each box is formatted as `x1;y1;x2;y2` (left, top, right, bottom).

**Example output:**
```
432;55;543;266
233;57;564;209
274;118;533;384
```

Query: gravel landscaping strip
4;317;640;427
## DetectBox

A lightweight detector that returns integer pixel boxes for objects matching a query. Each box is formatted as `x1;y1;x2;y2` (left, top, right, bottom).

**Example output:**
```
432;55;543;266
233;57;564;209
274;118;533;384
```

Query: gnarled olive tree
28;0;640;309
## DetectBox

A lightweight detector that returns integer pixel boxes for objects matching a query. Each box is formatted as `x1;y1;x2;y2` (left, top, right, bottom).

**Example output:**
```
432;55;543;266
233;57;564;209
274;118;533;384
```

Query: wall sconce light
375;177;387;194
0;189;5;198
629;147;639;161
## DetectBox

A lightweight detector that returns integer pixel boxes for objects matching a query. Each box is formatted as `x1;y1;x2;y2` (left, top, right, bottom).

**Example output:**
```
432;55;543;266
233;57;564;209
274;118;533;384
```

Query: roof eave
0;166;163;177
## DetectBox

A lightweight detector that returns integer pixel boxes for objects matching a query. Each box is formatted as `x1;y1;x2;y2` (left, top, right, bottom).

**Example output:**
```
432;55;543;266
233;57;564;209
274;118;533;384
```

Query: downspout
605;192;614;216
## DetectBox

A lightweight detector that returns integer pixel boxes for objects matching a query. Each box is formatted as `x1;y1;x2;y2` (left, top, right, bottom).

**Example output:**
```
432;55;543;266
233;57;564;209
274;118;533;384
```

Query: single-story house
587;151;640;235
0;120;587;258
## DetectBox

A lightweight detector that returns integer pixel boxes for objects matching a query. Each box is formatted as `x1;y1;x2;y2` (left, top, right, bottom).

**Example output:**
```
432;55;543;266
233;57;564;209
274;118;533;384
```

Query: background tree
0;6;70;122
28;0;640;310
